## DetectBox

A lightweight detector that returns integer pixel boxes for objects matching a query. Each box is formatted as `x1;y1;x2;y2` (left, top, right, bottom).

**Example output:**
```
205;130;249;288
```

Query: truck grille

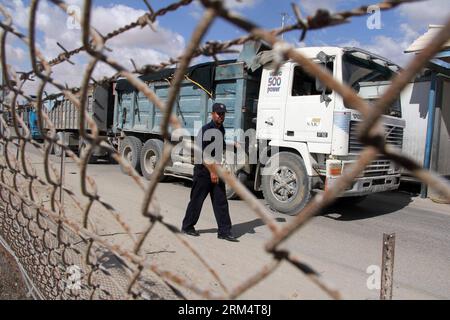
362;159;391;177
342;158;398;177
349;120;403;154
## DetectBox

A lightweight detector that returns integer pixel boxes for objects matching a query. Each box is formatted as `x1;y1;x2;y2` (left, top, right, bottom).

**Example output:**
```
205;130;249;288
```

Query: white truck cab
255;47;405;214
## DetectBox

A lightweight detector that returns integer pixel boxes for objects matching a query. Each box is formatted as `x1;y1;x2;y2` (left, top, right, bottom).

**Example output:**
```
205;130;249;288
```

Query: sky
1;0;450;94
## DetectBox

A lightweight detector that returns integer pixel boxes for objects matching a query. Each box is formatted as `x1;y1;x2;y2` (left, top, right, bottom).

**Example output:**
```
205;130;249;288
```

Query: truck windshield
342;52;401;117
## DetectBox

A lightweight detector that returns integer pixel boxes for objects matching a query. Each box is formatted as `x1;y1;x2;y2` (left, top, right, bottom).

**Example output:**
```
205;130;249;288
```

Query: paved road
26;151;450;299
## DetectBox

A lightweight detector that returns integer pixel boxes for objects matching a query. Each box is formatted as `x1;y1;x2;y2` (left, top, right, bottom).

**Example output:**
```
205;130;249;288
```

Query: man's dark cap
212;103;227;113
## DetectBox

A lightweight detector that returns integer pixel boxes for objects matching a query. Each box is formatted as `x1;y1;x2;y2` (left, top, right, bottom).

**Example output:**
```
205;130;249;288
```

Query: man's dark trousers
182;168;232;236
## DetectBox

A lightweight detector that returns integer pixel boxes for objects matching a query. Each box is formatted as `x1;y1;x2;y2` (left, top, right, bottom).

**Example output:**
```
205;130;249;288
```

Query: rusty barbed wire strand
8;0;423;86
11;0;195;81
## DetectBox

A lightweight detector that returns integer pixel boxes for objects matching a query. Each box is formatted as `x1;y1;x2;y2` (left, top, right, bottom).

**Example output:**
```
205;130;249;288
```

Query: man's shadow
198;217;286;238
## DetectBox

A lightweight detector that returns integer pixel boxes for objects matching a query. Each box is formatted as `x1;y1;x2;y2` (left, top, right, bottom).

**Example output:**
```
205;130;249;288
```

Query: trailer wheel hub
123;146;133;163
144;150;157;174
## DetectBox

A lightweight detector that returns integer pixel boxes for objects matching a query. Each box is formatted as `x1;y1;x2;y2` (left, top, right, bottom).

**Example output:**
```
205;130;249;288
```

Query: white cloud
299;0;358;15
365;0;450;66
4;43;27;66
299;0;340;15
309;0;448;67
91;48;172;80
398;0;450;32
364;36;410;64
3;1;186;94
223;0;260;9
399;23;420;43
91;5;185;58
189;0;260;21
338;23;420;67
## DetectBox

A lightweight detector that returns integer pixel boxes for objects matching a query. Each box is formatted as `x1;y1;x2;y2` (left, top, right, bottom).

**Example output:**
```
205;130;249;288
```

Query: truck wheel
54;132;65;157
119;136;142;174
140;139;167;181
261;152;311;215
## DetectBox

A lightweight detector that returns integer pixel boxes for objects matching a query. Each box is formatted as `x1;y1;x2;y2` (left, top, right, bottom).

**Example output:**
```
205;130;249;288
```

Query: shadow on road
171;178;415;222
171;178;265;199
321;191;414;221
198;217;286;238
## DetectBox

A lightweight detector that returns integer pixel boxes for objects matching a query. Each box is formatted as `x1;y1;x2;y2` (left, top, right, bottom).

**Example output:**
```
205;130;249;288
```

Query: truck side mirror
316;51;331;64
316;78;332;105
320;91;332;104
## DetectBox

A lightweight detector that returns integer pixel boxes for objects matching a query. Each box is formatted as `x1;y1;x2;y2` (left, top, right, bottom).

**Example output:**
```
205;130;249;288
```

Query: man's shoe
217;234;239;242
182;229;200;237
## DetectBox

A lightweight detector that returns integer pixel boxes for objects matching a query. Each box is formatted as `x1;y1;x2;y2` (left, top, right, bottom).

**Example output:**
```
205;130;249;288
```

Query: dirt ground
0;243;31;300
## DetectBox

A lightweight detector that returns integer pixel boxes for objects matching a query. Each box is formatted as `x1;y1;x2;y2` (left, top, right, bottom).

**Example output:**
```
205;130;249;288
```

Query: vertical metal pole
59;142;65;213
16;109;24;160
380;233;396;300
281;13;287;41
421;73;437;198
431;105;441;173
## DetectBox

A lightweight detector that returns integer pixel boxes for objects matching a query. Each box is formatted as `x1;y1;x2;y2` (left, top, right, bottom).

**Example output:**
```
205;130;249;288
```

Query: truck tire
54;132;65;157
140;139;167;181
119;136;142;174
261;152;311;215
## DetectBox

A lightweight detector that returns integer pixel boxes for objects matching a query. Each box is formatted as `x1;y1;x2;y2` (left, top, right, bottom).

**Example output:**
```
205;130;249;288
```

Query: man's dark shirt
194;120;226;177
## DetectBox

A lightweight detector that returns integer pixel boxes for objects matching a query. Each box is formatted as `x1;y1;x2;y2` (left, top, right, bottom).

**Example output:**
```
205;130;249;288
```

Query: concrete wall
437;79;450;177
400;80;430;169
400;77;450;180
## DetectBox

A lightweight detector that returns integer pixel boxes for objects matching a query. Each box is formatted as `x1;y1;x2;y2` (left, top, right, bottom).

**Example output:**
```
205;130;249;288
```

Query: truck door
284;62;335;144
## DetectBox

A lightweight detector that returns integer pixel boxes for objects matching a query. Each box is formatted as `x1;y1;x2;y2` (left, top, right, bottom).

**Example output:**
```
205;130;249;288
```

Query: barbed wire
5;0;422;87
0;0;449;300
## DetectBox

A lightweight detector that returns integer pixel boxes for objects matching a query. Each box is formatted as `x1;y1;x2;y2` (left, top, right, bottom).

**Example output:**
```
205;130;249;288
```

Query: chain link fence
0;0;449;300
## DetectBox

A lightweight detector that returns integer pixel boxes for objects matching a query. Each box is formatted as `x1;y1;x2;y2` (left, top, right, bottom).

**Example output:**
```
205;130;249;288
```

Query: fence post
59;143;65;212
380;233;395;300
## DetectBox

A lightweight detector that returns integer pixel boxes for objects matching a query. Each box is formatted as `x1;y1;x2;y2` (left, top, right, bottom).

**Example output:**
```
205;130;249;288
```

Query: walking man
181;103;239;242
